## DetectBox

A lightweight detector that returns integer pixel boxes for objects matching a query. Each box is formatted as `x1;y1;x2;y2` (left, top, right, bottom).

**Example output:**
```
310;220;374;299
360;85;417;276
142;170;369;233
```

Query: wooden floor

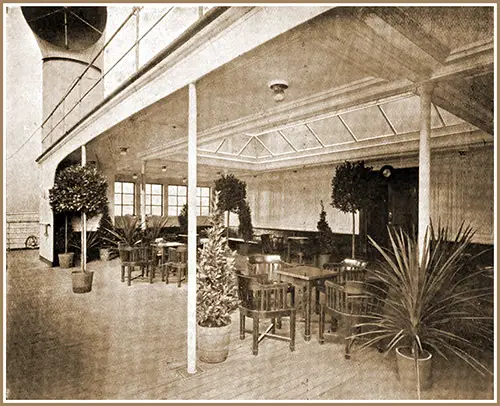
5;250;495;400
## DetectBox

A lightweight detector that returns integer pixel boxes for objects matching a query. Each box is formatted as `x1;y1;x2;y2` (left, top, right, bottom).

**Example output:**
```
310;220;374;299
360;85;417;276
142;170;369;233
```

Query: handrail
37;6;229;163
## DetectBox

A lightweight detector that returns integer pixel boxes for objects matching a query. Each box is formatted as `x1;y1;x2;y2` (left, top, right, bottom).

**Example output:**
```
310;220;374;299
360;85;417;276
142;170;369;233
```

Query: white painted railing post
417;83;433;265
141;161;146;229
187;83;197;374
81;145;87;271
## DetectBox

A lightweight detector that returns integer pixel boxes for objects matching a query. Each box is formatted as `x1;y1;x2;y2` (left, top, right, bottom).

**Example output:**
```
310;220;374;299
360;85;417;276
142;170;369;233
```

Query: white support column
141;161;146;229
81;145;87;271
135;7;140;72
417;84;433;264
187;83;197;374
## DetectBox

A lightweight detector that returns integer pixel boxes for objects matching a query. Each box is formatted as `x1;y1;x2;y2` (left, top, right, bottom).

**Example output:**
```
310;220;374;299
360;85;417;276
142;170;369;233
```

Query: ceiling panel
340;106;393;140
240;137;272;158
259;131;295;155
400;6;494;51
437;106;466;127
218;133;251;155
280;125;322;151
308;115;355;146
380;96;443;134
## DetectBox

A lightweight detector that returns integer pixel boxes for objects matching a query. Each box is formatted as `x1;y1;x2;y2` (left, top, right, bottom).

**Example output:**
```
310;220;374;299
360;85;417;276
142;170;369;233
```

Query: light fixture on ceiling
132;173;138;180
161;165;167;172
268;79;289;102
119;147;128;156
182;177;187;184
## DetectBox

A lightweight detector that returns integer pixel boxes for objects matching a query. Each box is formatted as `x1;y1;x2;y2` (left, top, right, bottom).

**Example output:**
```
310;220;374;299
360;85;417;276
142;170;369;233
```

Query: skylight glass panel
307;115;355;146
340;106;393;140
258;131;295;155
280;125;322;151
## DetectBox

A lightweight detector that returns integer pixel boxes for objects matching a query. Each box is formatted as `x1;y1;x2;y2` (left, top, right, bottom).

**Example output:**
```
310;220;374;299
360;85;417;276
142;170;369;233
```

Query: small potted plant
97;203;113;261
49;164;108;293
197;193;239;363
350;224;493;399
316;200;335;268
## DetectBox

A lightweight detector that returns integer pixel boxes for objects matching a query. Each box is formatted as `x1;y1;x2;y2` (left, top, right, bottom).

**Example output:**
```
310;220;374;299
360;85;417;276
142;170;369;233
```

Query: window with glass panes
145;184;163;216
167;185;210;216
197;187;210;216
114;181;135;216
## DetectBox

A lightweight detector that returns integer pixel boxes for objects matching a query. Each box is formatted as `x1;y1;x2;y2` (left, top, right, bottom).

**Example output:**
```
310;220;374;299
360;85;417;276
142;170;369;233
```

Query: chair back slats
118;245;153;264
248;254;282;281
237;274;291;312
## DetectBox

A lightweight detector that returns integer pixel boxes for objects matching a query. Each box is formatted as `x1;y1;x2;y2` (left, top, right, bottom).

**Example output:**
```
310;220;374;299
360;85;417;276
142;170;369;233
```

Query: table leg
304;282;311;341
287;241;291;262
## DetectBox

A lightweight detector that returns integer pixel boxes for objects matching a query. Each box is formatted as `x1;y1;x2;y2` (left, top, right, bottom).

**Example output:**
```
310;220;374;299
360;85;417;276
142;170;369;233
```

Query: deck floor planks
6;251;494;400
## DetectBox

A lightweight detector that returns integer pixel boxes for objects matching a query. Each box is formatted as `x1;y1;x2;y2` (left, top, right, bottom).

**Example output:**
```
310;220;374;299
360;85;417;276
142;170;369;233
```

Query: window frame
167;185;211;216
114;181;136;216
145;183;163;216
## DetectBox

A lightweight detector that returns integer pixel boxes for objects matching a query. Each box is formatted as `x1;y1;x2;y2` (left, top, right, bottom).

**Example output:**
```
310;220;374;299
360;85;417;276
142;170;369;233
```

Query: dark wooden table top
276;266;338;281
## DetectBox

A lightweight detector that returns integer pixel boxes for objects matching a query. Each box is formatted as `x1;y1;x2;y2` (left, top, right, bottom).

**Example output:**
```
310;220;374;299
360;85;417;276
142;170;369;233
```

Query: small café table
287;236;309;263
275;265;339;341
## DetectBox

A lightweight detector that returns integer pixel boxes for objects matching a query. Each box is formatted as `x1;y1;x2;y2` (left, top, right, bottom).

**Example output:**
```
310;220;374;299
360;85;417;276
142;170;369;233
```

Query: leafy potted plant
316;200;335;268
97;203;114;261
214;174;248;238
331;160;381;258
49;164;108;293
350;224;493;399
197;193;239;363
237;201;253;254
53;222;75;268
178;203;188;235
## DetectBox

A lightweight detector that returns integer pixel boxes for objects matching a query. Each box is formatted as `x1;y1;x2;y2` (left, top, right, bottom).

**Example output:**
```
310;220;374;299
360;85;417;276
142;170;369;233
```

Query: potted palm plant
350;224;493;399
97;203;114;261
316;200;335;268
197;193;239;363
49;164;108;293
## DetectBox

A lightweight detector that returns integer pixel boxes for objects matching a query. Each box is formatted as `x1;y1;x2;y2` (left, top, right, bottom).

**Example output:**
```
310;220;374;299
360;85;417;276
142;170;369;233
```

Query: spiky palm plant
350;224;493;398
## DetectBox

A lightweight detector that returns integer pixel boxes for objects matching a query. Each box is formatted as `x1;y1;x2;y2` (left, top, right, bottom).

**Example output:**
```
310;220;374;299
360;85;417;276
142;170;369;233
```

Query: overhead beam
433;82;493;135
363;7;450;63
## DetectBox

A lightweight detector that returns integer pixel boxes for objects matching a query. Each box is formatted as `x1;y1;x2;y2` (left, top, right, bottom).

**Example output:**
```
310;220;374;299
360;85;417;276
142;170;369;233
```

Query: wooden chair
118;245;155;286
248;254;295;328
165;246;187;287
319;279;384;359
323;258;368;284
261;234;274;254
237;274;296;356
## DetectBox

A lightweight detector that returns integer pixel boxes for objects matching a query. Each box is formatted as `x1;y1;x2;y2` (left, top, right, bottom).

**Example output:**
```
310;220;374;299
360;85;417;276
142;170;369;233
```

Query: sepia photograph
3;3;496;401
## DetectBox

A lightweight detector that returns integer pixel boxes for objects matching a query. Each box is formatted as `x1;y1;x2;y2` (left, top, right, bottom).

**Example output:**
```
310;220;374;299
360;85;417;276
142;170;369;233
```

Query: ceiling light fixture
182;177;187;184
268;79;289;102
132;173;138;180
119;147;128;156
162;165;167;172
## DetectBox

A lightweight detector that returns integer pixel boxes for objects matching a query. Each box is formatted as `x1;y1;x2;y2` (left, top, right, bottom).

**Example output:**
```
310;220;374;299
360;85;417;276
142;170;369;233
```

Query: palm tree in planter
49;164;108;293
331;160;381;259
349;224;493;399
197;194;239;363
316;200;336;268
